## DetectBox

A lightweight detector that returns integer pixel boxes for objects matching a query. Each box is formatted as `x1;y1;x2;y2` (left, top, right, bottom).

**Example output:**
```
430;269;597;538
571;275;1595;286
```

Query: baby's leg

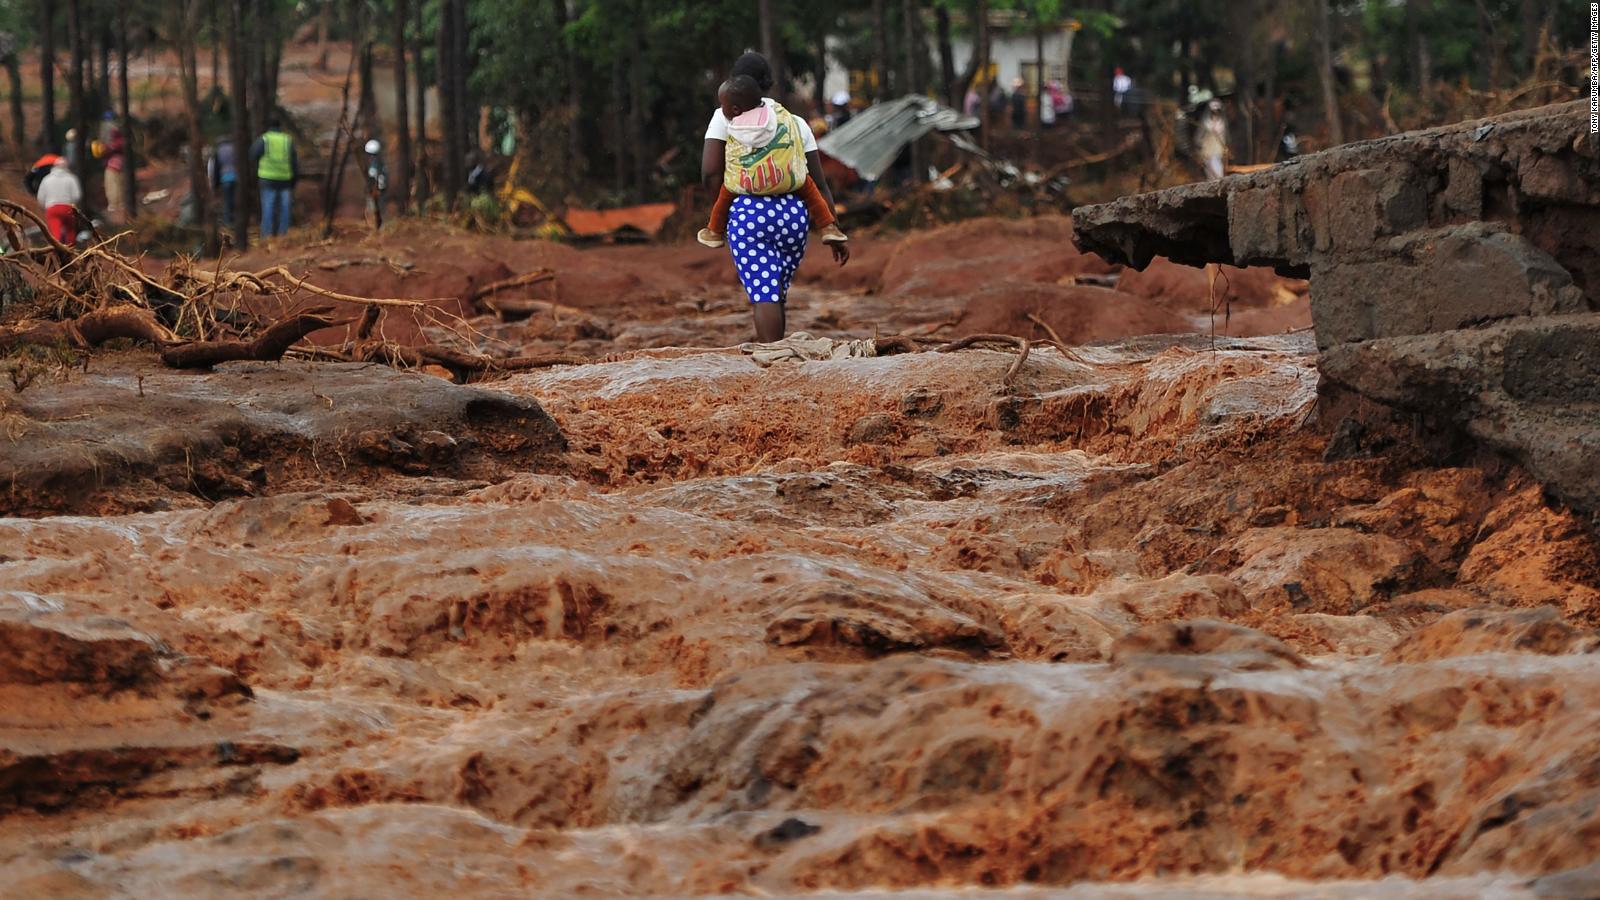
707;186;736;232
699;186;737;247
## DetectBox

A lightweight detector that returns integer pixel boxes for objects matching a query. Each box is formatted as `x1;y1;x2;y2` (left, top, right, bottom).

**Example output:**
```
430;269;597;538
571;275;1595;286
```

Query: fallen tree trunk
161;306;343;369
347;341;589;381
0;304;176;353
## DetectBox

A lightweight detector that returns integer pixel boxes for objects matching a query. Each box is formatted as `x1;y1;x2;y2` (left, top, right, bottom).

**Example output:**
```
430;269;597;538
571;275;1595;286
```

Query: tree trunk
872;0;889;100
176;0;215;254
96;22;110;107
412;0;427;207
554;0;581;188
812;33;826;112
5;54;24;151
1033;17;1044;130
628;16;647;200
1405;0;1430;101
975;0;989;148
117;3;135;221
250;0;269;137
904;0;920;94
209;3;220;91
609;57;624;193
1520;0;1544;74
227;0;251;247
935;5;955;107
437;0;460;209
40;1;55;150
757;0;777;88
67;0;88;178
392;0;411;214
452;0;471;161
1314;0;1344;145
322;21;360;237
356;33;376;137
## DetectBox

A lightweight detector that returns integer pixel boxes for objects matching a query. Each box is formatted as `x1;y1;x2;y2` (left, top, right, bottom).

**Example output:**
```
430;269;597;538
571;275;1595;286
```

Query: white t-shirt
704;98;818;152
36;168;82;209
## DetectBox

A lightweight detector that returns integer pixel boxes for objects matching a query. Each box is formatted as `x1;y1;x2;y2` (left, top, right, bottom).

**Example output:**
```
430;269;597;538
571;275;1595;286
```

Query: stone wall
1071;102;1600;515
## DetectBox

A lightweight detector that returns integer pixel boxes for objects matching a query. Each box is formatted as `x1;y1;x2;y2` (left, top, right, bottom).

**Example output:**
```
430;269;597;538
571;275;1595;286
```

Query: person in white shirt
699;52;848;343
1113;68;1132;110
36;157;83;247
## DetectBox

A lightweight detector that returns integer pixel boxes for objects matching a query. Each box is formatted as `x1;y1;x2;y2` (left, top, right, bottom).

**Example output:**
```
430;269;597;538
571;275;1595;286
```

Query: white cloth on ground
742;331;877;367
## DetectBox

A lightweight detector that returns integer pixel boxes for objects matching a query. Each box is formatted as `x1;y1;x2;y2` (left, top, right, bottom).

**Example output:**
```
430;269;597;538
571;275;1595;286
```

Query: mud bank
4;326;1600;896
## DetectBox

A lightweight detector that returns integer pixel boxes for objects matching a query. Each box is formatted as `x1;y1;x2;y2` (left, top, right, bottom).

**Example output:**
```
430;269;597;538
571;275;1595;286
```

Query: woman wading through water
701;52;850;342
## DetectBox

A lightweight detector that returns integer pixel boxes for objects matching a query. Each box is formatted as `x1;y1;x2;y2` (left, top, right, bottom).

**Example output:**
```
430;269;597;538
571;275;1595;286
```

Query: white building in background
814;13;1079;104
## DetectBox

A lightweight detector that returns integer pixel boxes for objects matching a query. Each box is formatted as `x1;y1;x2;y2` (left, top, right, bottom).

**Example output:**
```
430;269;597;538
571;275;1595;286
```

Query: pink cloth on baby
731;106;770;127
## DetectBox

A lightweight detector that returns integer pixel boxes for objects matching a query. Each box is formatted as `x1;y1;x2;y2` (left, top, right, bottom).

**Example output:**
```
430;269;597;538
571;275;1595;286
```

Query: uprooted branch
875;332;1033;386
187;266;431;308
0;305;177;354
348;342;590;380
160;306;346;369
466;269;557;306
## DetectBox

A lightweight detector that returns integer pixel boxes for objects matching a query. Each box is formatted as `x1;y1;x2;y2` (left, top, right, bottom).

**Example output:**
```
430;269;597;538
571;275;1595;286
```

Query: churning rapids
4;220;1600;897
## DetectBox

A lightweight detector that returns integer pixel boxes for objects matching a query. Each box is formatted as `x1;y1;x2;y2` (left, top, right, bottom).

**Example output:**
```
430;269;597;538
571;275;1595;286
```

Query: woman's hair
731;51;774;91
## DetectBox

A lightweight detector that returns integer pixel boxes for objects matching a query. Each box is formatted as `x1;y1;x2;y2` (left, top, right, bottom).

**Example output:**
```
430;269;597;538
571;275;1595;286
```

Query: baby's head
718;75;763;120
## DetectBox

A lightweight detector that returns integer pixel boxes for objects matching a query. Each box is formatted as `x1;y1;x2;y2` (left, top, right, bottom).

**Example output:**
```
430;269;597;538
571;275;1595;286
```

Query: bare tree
392;0;412;215
39;0;56;149
174;0;216;253
872;0;889;100
934;5;955;107
66;0;88;177
1314;0;1344;145
412;0;427;207
976;0;990;147
116;2;135;220
228;0;251;247
437;0;460;209
2;37;24;150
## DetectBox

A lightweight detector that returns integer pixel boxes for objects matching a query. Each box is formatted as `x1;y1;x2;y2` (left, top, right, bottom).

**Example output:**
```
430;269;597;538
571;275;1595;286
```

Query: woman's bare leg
752;302;785;342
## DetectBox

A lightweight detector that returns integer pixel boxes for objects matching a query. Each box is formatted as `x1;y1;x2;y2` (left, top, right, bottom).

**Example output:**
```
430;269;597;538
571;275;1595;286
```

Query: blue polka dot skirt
727;193;810;304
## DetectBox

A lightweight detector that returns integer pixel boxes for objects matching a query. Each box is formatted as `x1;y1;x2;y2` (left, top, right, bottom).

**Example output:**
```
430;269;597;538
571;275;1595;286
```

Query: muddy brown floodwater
5;220;1600;897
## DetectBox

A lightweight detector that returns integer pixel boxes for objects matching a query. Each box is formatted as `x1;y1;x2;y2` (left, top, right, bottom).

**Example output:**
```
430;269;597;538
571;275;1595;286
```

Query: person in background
1010;77;1027;129
1277;120;1301;162
209;136;239;228
1112;67;1132;110
251;115;297;238
826;91;852;131
963;84;981;118
363;138;388;230
987;79;1007;115
101;111;128;223
1048;79;1073;121
465;151;493;195
36;157;82;247
1039;84;1057;128
1198;99;1228;181
63;128;80;172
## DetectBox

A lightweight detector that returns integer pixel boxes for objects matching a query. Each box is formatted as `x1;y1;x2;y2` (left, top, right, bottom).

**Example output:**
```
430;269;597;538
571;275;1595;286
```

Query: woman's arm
804;150;836;208
805;150;849;266
701;139;725;189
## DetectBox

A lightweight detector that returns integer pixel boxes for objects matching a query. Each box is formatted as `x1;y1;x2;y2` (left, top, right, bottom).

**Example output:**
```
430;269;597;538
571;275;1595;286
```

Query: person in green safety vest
250;115;298;238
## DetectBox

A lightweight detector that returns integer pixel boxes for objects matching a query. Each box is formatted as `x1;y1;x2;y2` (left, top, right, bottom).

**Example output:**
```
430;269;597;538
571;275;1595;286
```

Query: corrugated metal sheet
817;95;977;182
